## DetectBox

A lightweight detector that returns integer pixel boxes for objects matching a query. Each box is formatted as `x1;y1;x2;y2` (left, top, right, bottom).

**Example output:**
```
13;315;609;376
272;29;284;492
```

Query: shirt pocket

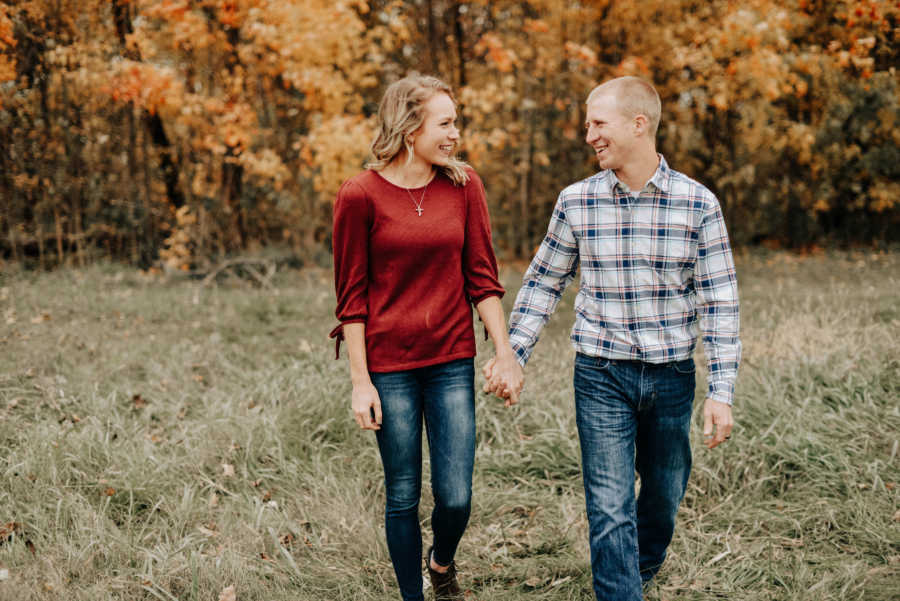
648;211;697;271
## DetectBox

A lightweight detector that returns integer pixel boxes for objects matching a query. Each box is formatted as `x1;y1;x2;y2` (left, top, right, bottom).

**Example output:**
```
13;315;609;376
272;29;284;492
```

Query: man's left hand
482;355;524;407
702;398;733;449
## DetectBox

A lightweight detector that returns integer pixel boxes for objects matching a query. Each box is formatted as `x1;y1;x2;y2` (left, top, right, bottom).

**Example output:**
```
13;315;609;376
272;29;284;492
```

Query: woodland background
0;0;899;270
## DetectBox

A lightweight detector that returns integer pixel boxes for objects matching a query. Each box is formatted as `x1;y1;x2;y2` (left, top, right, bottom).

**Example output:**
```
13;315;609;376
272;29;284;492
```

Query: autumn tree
0;0;897;270
1;0;391;268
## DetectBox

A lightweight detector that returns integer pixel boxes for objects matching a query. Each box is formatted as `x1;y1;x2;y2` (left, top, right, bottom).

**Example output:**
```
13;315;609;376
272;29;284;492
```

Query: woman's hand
482;354;524;407
352;381;383;430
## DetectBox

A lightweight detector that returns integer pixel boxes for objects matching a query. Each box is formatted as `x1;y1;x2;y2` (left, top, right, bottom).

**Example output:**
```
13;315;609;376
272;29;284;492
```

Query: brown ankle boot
426;546;463;600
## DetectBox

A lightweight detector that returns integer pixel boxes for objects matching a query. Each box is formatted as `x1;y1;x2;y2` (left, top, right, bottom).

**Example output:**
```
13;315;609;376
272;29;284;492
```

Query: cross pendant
416;207;423;216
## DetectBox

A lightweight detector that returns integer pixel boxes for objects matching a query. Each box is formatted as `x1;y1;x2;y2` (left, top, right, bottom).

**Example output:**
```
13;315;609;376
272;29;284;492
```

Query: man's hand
351;381;382;430
482;355;524;407
702;398;733;448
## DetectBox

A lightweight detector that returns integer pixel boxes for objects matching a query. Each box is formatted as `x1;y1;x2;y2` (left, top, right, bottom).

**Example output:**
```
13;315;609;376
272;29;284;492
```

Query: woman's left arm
475;296;523;406
461;170;522;405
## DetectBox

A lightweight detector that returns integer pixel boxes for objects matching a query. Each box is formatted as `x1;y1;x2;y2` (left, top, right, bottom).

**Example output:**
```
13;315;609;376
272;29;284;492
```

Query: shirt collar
608;154;671;195
650;154;671;193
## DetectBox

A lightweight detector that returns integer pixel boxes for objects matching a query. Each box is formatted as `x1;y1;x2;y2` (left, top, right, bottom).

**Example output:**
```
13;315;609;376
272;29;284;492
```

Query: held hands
702;398;733;449
352;381;382;430
481;353;524;407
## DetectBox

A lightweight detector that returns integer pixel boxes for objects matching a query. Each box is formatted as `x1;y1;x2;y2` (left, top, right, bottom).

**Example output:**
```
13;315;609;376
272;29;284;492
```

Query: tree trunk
426;0;439;74
452;1;467;88
222;17;247;250
54;207;64;264
112;0;184;211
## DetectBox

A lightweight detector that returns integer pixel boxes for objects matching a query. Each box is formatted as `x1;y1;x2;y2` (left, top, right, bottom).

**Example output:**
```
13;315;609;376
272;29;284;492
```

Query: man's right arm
508;192;579;366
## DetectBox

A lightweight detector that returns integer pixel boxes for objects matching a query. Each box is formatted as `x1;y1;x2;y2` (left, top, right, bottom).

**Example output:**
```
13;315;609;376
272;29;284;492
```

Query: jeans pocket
576;353;611;370
670;358;695;374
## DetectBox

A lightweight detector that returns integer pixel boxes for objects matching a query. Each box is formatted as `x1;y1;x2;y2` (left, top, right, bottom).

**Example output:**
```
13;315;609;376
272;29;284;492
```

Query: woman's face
409;93;460;168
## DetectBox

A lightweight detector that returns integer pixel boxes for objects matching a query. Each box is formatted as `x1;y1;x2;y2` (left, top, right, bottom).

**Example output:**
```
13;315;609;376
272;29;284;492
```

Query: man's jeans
370;358;476;601
573;353;695;601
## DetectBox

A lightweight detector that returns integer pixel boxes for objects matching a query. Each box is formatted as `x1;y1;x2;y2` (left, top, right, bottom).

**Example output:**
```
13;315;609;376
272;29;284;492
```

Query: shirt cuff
470;290;505;305
707;379;735;406
328;319;367;360
509;339;530;367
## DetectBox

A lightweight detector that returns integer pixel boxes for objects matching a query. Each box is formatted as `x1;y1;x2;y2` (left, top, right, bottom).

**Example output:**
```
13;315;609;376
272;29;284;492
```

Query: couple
331;74;740;601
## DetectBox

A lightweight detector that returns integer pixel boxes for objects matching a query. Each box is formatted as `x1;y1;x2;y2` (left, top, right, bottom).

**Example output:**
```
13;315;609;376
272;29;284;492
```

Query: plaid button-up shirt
509;155;741;405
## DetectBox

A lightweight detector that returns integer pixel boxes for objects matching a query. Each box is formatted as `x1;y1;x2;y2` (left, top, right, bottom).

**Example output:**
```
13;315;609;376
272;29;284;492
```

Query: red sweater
332;168;504;372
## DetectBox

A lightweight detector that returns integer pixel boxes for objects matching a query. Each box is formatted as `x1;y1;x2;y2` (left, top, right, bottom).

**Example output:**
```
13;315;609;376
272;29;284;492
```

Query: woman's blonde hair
367;74;470;186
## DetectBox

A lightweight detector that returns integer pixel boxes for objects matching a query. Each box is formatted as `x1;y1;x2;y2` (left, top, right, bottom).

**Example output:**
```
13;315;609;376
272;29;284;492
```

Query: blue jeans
370;358;476;601
573;353;695;601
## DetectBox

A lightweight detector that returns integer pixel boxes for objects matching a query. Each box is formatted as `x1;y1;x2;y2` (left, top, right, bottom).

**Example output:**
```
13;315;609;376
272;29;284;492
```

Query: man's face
585;92;635;171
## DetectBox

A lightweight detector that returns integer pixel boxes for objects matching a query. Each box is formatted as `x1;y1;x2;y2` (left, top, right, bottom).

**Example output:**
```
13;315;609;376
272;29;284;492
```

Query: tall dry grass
1;250;898;601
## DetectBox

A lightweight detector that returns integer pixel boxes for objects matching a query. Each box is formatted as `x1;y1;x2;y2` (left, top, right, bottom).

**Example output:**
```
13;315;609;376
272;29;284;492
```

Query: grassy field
1;250;898;601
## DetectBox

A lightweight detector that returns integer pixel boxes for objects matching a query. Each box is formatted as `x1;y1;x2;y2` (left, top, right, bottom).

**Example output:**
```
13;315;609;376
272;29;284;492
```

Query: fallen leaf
25;540;36;556
0;522;23;542
222;463;235;477
218;585;236;601
259;552;274;561
132;394;147;409
103;487;116;497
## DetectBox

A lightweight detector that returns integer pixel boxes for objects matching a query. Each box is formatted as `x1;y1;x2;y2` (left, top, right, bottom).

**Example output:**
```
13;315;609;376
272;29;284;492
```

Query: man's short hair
586;76;661;138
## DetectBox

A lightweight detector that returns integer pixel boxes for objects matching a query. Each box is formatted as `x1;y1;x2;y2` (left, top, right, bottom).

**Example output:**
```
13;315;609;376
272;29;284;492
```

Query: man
486;76;740;600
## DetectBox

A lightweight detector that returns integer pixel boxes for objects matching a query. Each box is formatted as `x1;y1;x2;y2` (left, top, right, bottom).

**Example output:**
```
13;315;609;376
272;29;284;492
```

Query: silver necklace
405;184;427;216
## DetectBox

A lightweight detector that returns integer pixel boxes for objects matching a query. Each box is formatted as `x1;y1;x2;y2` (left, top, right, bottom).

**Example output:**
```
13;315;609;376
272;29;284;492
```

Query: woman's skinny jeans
370;357;476;601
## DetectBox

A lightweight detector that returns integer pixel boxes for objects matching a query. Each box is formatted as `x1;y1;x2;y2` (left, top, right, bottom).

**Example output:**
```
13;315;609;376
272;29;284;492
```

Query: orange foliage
0;3;15;87
105;62;183;116
0;0;897;268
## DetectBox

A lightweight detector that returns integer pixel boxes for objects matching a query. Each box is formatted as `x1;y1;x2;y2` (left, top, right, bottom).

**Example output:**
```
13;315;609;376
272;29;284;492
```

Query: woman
330;74;523;601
